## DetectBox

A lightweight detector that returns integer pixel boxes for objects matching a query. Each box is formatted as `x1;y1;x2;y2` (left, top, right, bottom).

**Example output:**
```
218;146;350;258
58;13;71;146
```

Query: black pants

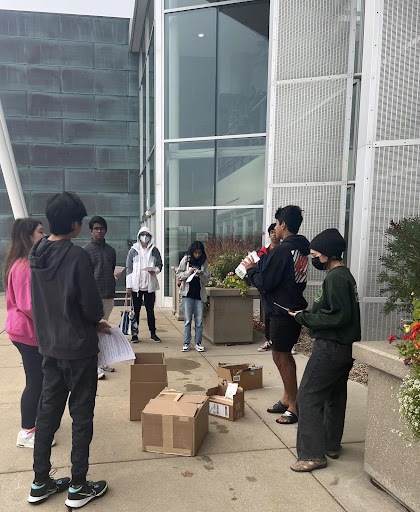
132;291;156;334
12;341;43;430
33;355;98;484
296;339;354;461
265;316;271;341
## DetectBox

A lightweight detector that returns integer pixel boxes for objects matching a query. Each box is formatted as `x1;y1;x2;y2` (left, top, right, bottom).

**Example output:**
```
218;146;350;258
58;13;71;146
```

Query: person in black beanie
288;228;361;472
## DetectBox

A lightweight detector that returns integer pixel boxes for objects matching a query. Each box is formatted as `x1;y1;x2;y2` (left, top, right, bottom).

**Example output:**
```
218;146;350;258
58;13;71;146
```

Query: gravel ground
253;314;368;386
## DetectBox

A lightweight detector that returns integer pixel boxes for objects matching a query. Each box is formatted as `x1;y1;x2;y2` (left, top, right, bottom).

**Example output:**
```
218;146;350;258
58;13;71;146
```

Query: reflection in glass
217;1;269;135
165;9;216;139
165;141;215;207
164;208;263;295
216;137;265;206
150;151;155;207
142;170;147;216
141;75;146;168
149;32;155;151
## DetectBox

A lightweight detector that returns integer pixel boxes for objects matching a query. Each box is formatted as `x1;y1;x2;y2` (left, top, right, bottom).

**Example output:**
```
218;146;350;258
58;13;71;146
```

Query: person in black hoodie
243;206;309;426
28;192;110;508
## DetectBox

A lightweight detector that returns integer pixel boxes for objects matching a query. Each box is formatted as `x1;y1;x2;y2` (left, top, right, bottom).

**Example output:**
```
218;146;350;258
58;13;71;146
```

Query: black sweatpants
296;339;354;461
12;341;43;430
132;290;156;334
33;355;98;484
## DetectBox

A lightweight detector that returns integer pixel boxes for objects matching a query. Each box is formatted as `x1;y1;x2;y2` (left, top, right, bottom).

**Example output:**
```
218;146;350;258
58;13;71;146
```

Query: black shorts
270;316;301;352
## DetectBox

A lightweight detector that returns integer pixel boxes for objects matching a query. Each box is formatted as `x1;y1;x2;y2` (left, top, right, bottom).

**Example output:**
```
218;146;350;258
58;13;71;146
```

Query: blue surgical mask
140;235;151;243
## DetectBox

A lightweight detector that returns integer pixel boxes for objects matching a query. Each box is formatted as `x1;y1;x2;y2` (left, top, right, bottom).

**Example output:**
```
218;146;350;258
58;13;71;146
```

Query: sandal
325;445;342;459
267;400;288;414
290;459;327;472
276;410;298;424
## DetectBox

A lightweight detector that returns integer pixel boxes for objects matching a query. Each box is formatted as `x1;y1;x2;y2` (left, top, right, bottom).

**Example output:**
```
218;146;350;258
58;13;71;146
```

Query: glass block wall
0;10;140;289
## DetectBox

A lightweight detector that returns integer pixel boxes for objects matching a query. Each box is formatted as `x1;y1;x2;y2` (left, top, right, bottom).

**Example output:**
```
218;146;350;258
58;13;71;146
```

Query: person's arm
295;278;352;329
152;247;163;274
199;261;211;285
112;247;116;272
76;251;104;324
247;247;286;293
12;264;33;320
176;256;191;281
126;248;134;294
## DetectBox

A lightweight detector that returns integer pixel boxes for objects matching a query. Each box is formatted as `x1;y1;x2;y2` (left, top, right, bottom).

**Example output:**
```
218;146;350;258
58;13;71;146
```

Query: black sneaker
131;335;139;343
65;480;108;508
27;476;70;504
151;333;161;342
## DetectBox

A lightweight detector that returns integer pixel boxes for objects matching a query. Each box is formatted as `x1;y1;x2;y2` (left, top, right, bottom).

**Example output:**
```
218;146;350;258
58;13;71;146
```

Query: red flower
414;342;420;350
388;335;396;344
412;322;420;332
402;334;410;340
410;331;417;341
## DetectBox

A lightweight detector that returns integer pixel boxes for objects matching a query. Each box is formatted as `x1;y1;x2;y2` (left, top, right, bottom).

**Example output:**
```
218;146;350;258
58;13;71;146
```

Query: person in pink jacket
4;218;45;448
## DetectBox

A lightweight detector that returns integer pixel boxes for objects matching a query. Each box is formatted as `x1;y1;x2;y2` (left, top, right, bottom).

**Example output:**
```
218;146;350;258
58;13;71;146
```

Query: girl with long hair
4;218;45;448
176;241;211;352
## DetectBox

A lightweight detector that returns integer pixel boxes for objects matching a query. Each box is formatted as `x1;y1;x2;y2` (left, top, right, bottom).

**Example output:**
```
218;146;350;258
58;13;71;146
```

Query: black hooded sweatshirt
247;234;310;318
29;237;104;360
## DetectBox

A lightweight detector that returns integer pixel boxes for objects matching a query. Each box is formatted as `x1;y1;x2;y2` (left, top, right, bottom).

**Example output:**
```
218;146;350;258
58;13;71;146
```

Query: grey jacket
176;255;211;302
83;240;116;299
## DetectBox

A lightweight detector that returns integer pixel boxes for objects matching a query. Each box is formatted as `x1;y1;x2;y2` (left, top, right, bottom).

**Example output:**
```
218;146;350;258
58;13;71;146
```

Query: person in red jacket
4;218;46;448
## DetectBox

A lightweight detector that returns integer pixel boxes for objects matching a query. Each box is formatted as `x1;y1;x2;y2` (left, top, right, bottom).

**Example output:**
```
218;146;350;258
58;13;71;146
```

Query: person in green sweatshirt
288;228;361;472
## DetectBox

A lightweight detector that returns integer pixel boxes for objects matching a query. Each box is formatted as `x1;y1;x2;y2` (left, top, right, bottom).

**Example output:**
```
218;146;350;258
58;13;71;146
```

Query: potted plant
202;233;261;345
353;218;420;511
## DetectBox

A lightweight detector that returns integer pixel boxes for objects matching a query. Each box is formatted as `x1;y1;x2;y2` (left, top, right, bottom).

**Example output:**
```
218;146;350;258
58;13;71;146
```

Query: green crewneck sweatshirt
295;266;361;345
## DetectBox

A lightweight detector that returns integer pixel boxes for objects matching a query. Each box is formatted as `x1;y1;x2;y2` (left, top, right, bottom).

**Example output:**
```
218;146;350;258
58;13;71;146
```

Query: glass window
150;150;155;207
216;137;265;206
165;140;215;207
142;170;147;215
164;207;263;295
217;1;269;135
165;9;217;139
165;0;225;9
148;31;155;152
141;75;146;168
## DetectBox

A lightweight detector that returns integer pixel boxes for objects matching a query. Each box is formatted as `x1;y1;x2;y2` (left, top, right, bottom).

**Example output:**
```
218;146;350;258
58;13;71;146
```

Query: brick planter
353;341;420;512
203;287;259;345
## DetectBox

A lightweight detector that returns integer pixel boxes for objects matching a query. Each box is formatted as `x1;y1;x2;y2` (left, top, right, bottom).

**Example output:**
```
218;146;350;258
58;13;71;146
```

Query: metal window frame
164;0;257;14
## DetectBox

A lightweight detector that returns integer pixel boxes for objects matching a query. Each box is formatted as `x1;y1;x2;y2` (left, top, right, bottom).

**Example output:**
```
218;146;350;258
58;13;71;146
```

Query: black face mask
311;256;327;271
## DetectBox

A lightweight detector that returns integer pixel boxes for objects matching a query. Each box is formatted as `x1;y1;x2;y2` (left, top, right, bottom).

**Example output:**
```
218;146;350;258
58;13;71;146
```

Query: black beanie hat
310;228;346;259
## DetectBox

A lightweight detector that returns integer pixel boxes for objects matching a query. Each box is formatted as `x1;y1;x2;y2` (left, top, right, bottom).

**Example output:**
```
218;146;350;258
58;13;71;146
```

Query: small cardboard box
217;363;263;391
130;353;167;421
206;385;244;422
142;388;209;456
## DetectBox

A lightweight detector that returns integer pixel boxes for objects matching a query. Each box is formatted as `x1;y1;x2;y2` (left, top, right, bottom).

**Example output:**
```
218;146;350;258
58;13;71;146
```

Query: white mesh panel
376;1;420;141
276;0;353;80
273;79;348;184
363;303;410;342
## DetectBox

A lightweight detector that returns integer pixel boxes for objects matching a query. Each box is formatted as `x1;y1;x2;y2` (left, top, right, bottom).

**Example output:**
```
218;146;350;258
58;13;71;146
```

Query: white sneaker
291;347;297;355
195;344;205;352
17;428;35;448
97;367;106;380
181;344;190;352
258;340;272;352
16;429;56;448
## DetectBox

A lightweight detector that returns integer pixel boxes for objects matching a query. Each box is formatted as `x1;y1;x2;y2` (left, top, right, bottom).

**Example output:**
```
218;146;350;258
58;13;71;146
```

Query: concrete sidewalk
0;297;405;512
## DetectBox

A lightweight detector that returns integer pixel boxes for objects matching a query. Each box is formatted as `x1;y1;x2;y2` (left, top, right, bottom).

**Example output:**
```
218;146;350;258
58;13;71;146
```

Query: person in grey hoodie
28;192;110;509
126;226;162;343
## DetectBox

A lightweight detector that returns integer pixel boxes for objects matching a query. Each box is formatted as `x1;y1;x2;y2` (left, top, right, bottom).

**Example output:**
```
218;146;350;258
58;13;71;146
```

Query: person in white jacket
126;227;162;342
176;241;211;352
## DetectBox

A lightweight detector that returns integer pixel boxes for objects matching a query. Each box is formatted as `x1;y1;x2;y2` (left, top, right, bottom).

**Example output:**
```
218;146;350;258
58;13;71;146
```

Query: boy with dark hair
28;192;109;508
84;216;121;378
256;223;280;352
243;205;309;425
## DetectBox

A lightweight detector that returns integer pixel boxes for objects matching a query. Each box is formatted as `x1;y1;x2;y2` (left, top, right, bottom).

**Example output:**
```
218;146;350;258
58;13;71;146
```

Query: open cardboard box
130;353;167;421
206;385;244;422
142;388;209;456
217;363;263;391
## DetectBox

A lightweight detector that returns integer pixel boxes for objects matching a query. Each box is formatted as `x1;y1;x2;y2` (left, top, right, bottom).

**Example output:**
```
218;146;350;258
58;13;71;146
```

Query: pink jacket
5;258;37;346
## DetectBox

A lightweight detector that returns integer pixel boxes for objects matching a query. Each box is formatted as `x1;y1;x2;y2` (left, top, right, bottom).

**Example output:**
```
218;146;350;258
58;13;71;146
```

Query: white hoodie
126;227;163;293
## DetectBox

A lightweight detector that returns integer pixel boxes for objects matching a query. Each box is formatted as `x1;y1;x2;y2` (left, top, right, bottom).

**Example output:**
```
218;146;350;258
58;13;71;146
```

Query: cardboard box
142;388;209;456
130;353;167;421
206;385;244;422
217;363;263;391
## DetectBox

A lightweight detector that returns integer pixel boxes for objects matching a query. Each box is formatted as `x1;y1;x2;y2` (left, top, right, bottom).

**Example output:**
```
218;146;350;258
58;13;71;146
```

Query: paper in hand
97;327;135;367
186;270;197;283
142;267;156;272
114;266;125;278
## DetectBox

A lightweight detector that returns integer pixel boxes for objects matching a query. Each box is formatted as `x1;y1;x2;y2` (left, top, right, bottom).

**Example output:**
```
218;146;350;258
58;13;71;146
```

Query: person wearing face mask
126;226;162;343
288;228;361;473
4;219;46;448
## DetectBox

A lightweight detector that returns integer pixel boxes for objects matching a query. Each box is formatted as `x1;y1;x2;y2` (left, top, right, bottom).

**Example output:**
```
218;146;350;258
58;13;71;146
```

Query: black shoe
27;476;70;504
131;335;139;343
151;333;161;343
65;480;108;508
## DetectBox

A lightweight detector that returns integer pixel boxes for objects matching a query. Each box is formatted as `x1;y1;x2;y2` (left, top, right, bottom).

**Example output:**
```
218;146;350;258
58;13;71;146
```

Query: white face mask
140;234;151;243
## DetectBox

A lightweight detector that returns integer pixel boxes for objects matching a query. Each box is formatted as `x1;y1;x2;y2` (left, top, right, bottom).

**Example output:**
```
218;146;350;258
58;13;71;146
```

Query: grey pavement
0;294;405;512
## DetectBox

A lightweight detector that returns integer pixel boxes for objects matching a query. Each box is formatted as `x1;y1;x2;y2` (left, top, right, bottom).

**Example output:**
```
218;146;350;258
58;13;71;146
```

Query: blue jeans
182;297;204;345
296;339;354;461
